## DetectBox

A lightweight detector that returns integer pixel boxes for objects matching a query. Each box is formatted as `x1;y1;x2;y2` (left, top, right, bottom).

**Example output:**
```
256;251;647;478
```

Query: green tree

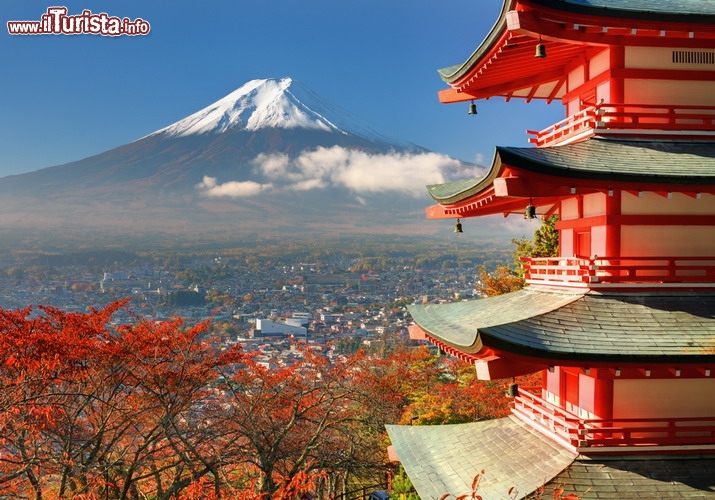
512;214;559;273
479;216;559;295
533;215;559;257
164;290;206;306
391;465;419;500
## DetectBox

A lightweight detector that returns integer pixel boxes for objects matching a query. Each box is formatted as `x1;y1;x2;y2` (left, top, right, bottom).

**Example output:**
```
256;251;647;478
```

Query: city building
387;1;715;498
252;318;308;338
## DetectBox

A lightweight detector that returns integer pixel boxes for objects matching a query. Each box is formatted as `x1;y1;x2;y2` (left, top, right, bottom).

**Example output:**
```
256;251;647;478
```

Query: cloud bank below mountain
196;146;469;199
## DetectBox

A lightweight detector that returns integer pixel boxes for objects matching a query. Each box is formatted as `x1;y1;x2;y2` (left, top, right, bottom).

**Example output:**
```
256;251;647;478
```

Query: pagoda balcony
520;256;715;289
527;103;715;148
512;386;715;454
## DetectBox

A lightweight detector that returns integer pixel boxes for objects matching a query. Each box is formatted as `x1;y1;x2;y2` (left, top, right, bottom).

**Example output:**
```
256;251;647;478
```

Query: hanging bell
454;218;463;233
535;38;547;58
468;101;477;115
524;201;537;220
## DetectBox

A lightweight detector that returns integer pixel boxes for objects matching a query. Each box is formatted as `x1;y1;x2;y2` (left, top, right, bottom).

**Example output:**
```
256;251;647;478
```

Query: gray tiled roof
545;457;715;498
386;416;578;500
406;288;584;353
554;0;715;17
408;290;715;362
387;417;715;498
498;140;715;183
428;139;715;204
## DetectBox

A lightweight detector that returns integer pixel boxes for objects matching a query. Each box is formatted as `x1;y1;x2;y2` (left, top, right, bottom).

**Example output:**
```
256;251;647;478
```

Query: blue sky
1;0;564;178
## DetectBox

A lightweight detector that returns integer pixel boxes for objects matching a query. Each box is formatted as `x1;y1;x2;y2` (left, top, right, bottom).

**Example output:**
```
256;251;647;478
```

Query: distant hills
0;77;490;249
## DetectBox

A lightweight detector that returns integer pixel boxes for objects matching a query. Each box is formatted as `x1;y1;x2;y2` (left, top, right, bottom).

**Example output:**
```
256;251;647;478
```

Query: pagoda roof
387;416;715;499
545;457;715;498
386;416;577;500
407;289;715;364
427;138;715;207
438;0;715;103
533;0;715;18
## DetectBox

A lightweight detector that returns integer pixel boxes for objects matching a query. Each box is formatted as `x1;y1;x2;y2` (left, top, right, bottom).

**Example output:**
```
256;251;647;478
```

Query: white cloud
196;176;273;197
196;146;465;199
252;153;291;179
292;178;328;191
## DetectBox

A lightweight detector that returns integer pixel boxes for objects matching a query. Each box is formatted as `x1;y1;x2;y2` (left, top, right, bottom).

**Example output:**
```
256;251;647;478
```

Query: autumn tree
109;317;242;499
0;300;128;498
372;349;540;426
0;300;243;499
477;265;525;297
211;346;381;497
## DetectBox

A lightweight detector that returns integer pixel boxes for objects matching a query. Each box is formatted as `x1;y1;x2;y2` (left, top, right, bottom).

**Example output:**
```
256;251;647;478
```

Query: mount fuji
0;78;479;247
149;77;411;144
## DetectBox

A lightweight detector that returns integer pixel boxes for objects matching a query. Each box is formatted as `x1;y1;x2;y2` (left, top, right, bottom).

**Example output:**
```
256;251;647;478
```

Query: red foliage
0;300;546;499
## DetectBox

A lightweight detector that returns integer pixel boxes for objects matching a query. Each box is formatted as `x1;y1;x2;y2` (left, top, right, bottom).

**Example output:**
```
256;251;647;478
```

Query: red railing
527;107;596;147
527;103;715;147
521;256;715;287
512;387;715;452
511;386;581;447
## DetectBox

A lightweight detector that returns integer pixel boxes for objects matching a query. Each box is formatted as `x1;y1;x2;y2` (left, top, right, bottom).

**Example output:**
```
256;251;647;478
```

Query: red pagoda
386;0;715;498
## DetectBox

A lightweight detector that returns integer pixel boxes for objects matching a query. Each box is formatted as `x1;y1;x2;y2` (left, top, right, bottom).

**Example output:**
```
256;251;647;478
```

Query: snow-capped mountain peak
148;77;401;145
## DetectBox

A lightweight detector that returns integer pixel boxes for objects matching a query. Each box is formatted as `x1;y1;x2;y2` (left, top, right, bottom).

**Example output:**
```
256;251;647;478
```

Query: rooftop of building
387;416;715;499
536;0;715;18
427;138;715;206
437;0;715;102
408;288;715;364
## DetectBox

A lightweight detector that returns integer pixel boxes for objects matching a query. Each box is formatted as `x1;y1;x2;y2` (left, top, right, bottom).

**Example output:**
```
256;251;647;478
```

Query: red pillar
605;190;621;257
609;47;625;105
593;377;614;420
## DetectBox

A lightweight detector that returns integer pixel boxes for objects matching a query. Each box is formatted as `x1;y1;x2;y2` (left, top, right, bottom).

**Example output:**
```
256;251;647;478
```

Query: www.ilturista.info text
7;7;150;36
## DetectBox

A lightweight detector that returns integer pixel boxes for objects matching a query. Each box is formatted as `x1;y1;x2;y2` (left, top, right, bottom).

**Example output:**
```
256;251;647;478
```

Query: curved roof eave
437;0;515;84
437;0;715;86
427;149;502;204
407;288;584;354
426;138;715;205
409;290;715;363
